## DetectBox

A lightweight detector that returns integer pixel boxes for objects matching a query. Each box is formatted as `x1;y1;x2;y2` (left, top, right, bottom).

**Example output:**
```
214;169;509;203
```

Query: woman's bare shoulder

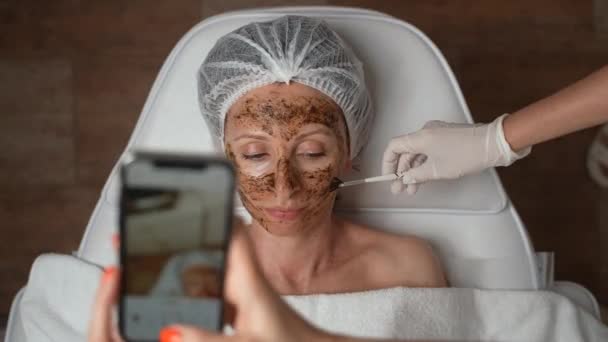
340;219;429;250
341;220;448;288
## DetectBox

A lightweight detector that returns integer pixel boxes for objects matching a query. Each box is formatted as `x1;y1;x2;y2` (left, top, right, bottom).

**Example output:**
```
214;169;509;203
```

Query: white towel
17;254;102;342
11;254;608;342
284;287;608;341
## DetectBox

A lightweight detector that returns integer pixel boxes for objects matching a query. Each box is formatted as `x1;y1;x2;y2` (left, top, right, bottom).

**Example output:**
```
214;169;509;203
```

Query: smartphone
118;151;235;341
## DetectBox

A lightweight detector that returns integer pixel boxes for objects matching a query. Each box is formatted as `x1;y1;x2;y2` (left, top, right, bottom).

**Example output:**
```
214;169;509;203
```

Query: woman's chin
258;219;308;236
247;205;333;235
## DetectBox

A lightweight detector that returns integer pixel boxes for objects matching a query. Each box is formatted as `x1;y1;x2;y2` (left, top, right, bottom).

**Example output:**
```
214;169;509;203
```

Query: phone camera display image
119;153;234;341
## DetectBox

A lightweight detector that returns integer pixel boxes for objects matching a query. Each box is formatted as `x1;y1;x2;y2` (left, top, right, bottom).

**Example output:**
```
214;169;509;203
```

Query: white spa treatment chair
5;6;601;341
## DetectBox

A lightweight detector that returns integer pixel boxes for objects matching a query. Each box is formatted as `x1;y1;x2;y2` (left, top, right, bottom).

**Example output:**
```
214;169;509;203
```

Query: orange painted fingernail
111;233;120;249
159;327;182;342
103;266;117;282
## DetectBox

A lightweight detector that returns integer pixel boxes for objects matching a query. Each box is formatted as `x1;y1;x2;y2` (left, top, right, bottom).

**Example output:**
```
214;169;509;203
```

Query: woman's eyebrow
295;128;332;140
233;133;269;141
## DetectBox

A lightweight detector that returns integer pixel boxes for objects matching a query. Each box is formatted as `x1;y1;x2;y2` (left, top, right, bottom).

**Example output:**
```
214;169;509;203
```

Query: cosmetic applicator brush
329;173;401;192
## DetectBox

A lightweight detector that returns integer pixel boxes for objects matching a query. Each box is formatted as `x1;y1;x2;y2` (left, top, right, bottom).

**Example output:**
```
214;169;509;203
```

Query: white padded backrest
78;7;538;289
100;7;507;213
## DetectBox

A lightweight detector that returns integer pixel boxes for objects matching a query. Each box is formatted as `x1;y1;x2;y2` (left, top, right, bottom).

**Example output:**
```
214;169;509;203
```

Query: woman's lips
264;207;302;220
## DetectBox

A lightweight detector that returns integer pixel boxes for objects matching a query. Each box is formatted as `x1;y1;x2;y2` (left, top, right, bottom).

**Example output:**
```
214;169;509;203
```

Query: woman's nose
274;158;302;197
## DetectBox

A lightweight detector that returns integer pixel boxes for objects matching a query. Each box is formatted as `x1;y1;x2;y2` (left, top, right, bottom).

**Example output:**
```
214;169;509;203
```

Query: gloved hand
382;114;531;194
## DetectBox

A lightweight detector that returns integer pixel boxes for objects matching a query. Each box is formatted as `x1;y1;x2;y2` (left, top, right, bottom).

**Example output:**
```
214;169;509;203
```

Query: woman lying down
195;15;447;295
83;15;606;342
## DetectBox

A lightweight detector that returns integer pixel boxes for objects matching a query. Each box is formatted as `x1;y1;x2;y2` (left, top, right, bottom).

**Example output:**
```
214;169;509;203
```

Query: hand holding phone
118;151;235;341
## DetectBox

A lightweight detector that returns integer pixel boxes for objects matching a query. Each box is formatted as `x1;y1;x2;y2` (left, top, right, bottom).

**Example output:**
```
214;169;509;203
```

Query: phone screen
119;153;234;341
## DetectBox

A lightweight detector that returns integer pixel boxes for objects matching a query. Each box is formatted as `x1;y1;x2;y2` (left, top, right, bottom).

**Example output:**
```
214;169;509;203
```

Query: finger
111;233;120;251
224;228;267;304
381;135;415;175
405;183;418;195
404;155;426;195
224;230;320;341
110;234;124;341
88;267;120;342
390;153;415;194
390;179;405;195
396;153;416;174
381;144;398;176
111;328;125;342
160;325;229;342
401;161;435;184
224;228;293;334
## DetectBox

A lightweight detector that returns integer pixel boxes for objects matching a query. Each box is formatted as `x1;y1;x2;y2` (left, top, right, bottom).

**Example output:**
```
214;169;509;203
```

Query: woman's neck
248;215;342;294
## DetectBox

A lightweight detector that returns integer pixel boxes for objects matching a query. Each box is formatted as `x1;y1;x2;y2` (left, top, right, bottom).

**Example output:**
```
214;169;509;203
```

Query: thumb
403;154;426;195
400;161;436;184
88;267;121;342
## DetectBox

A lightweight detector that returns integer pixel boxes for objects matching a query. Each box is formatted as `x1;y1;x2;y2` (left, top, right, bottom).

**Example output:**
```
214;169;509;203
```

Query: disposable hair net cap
198;15;373;158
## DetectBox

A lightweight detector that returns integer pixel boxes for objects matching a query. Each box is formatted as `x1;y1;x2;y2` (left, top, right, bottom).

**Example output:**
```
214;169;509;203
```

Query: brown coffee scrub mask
223;82;350;235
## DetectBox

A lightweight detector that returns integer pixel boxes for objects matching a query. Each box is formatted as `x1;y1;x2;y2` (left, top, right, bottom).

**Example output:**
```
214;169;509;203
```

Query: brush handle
338;173;399;188
361;173;399;183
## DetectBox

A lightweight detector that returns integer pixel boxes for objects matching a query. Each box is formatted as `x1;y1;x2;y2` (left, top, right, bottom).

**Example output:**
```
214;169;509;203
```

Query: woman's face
181;265;220;298
224;82;349;235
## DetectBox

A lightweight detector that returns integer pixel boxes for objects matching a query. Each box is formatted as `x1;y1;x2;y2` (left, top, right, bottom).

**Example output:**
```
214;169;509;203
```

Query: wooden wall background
1;0;607;321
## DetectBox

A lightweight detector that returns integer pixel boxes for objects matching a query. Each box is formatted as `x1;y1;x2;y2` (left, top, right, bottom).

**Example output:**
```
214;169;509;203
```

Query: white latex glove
382;114;531;194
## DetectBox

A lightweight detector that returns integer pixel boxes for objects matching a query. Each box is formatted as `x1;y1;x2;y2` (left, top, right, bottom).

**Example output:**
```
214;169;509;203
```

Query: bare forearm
503;65;608;151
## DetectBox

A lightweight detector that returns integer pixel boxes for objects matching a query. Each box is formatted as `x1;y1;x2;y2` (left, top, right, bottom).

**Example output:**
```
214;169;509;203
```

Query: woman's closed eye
242;152;269;160
240;142;270;161
296;141;327;159
297;151;326;159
